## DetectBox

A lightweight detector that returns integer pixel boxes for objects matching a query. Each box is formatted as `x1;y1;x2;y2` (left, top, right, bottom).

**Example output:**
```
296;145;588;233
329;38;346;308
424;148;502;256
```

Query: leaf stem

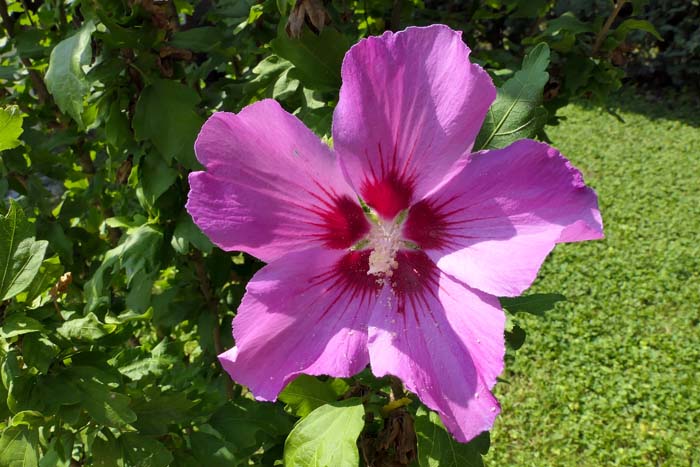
592;0;628;55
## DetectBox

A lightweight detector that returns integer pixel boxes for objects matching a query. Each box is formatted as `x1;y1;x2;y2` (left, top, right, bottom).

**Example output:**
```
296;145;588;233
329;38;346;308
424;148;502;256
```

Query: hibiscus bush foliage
0;0;658;465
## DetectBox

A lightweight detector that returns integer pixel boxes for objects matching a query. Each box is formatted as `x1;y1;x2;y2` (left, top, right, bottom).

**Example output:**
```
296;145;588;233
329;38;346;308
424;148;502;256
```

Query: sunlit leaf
0;201;48;301
45;21;96;127
283;399;364;467
280;375;348;417
475;43;550;150
0;106;24;152
0;425;40;467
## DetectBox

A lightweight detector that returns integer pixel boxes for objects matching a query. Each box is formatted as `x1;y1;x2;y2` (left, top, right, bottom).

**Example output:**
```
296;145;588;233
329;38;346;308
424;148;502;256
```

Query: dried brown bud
50;272;73;299
285;0;331;38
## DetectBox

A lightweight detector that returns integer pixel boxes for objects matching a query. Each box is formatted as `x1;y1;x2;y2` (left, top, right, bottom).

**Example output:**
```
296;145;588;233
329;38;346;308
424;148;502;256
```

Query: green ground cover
487;90;700;466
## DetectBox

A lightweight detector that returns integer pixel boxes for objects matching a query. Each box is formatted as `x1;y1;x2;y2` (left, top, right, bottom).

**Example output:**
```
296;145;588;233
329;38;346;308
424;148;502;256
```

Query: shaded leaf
542;12;593;36
505;323;526;351
140;154;178;205
21;335;59;374
211;398;294;456
415;407;489;467
283;398;365;467
171;212;213;254
169;27;225;52
271;26;349;91
121;434;173;467
84;224;162;313
66;367;136;427
133;79;203;167
190;431;238;467
500;293;566;316
131;388;196;436
92;431;123;467
38;436;73;467
614;19;662;41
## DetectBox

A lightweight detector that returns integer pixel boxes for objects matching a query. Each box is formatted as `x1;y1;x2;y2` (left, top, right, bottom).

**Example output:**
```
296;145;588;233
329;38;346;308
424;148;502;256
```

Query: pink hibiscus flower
187;24;603;442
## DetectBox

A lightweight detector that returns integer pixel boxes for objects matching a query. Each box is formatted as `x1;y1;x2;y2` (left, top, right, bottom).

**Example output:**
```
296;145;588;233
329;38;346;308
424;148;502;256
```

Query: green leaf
0;106;24;152
0;313;45;338
0;201;48;301
57;312;116;342
67;367;137;427
271;26;350;91
45;21;96;127
210;398;294;455
614;19;663;41
500;293;566;316
39;436;73;467
190;431;238;467
280;375;348;417
124;270;154;313
505;323;526;350
171;213;213;254
272;67;301;100
475;43;550;150
542;12;593;37
132;79;203;167
105;102;131;149
120;434;173;467
92;431;123;467
84;224;162;313
21;335;60;374
9;411;46;428
283;399;365;467
131;388;196;436
246;54;294;93
169;27;225;52
140;154;178;205
117;340;178;381
39;373;82;412
22;256;63;307
0;425;39;467
415;407;489;467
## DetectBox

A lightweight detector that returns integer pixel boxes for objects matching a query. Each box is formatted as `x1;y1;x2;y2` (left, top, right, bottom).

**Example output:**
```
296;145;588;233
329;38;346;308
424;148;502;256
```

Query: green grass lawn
486;90;700;466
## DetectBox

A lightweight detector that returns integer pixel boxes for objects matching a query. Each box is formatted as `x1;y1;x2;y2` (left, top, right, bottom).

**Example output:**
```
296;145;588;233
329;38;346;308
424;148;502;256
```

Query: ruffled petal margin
368;251;505;442
219;247;381;400
333;25;496;219
403;139;604;297
187;100;368;263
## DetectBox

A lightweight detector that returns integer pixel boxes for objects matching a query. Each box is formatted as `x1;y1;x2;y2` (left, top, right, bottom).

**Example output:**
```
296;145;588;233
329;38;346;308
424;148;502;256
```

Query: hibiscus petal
368;251;505;442
333;25;495;219
187;99;368;263
403;139;604;297
220;247;381;400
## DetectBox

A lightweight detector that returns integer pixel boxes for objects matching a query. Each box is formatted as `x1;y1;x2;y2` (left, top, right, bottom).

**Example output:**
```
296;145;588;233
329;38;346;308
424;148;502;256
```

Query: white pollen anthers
366;217;403;277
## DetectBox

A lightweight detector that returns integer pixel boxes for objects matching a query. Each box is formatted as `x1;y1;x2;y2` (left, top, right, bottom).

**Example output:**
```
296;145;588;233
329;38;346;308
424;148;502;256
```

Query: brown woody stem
592;0;628;55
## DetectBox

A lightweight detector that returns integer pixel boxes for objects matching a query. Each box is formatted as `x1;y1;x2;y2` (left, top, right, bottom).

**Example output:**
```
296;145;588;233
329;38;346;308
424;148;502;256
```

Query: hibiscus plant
3;0;666;465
